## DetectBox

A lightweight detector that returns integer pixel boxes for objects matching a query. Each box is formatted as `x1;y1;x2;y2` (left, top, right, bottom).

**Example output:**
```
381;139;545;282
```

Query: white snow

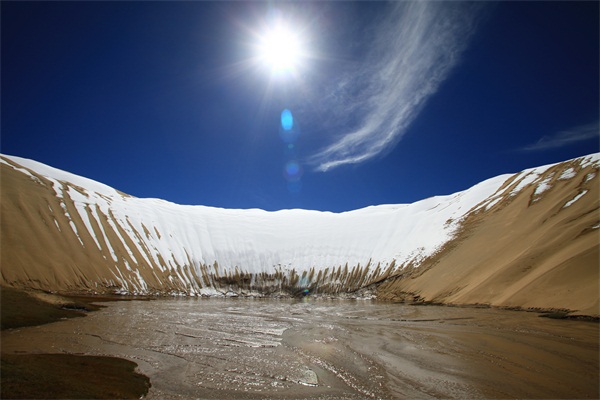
563;190;588;208
483;197;502;211
2;152;598;294
1;155;121;197
70;189;103;252
509;172;535;196
584;172;596;183
90;206;119;262
533;174;554;197
559;167;577;180
509;163;553;197
580;153;600;169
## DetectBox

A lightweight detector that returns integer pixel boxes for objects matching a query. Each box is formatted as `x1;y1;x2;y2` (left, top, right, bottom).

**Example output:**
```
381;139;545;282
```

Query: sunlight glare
258;23;303;74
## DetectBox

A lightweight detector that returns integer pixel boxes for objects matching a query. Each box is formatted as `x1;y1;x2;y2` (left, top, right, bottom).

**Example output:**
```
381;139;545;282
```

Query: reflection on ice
1;298;598;399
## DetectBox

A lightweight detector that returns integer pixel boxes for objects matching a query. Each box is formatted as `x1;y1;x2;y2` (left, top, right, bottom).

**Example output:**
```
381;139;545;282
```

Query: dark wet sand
1;298;598;399
0;288;150;399
1;353;150;399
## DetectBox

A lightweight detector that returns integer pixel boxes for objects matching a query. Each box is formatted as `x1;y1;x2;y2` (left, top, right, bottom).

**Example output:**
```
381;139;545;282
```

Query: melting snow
559;167;577;180
0;158;43;184
483;197;502;211
534;174;553;197
510;172;535;196
584;172;596;183
580;153;600;169
2;152;598;295
563;190;588;208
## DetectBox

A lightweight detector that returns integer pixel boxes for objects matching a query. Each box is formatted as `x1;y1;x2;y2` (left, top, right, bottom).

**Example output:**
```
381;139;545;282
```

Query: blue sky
2;1;598;212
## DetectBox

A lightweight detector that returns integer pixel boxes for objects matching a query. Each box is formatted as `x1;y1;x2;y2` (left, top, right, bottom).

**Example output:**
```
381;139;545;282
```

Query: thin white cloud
519;120;600;151
307;2;484;172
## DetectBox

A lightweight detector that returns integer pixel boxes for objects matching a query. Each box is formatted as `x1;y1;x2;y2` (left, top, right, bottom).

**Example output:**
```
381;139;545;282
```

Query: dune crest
1;154;598;315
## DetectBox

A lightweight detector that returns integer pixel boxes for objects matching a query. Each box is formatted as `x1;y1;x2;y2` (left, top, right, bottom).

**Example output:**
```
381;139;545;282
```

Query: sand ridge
378;158;599;316
1;154;598;316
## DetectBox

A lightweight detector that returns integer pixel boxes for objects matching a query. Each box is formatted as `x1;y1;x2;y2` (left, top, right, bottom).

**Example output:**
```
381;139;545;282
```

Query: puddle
2;298;598;399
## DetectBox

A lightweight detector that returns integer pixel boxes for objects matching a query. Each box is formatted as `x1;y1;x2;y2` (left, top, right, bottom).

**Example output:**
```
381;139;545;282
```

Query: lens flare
284;160;302;181
279;109;299;144
281;109;293;131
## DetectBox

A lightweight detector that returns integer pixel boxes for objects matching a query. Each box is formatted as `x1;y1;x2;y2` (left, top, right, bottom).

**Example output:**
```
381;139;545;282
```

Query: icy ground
1;298;598;399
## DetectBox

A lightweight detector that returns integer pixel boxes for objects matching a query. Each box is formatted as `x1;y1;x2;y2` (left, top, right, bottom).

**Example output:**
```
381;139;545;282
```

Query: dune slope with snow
1;154;598;315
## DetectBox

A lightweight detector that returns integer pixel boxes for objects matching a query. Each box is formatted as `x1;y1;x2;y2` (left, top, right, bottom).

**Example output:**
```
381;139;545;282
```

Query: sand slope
378;157;599;316
1;154;598;315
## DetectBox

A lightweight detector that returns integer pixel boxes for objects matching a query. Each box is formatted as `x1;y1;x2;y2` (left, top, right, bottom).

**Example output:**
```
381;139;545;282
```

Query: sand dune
378;158;599;316
1;154;598;316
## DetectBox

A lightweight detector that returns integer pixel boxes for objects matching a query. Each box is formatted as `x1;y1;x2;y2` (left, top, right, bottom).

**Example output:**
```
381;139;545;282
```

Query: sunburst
257;21;305;74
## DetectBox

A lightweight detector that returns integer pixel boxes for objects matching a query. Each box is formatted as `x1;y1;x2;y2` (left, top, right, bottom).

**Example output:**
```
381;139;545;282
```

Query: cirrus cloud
306;2;485;172
519;120;599;152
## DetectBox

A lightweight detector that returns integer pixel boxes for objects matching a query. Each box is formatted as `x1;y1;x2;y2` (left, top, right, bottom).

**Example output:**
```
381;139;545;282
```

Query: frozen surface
2;299;598;399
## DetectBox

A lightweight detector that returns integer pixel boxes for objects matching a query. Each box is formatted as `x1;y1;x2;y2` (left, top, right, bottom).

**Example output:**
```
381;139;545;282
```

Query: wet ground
2;298;598;399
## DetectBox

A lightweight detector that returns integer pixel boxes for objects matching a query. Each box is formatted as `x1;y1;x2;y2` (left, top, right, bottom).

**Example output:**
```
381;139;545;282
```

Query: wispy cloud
307;2;484;172
519;120;600;152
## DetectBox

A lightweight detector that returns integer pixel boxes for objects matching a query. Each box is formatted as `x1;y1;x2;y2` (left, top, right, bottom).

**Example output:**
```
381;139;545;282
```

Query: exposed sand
378;159;599;317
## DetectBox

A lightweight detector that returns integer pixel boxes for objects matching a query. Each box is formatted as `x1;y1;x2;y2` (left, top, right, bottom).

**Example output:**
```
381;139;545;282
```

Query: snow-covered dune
1;153;598;314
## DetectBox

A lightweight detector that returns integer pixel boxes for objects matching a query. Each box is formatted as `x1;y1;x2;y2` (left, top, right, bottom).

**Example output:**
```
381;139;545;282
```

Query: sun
257;22;304;74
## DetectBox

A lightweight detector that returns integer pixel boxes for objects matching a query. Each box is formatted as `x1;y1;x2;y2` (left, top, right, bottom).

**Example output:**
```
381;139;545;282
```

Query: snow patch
1;158;43;184
559;167;577;180
580;153;600;169
533;174;553;197
584;172;596;183
563;190;588;209
483;197;502;211
510;172;538;196
2;152;599;295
